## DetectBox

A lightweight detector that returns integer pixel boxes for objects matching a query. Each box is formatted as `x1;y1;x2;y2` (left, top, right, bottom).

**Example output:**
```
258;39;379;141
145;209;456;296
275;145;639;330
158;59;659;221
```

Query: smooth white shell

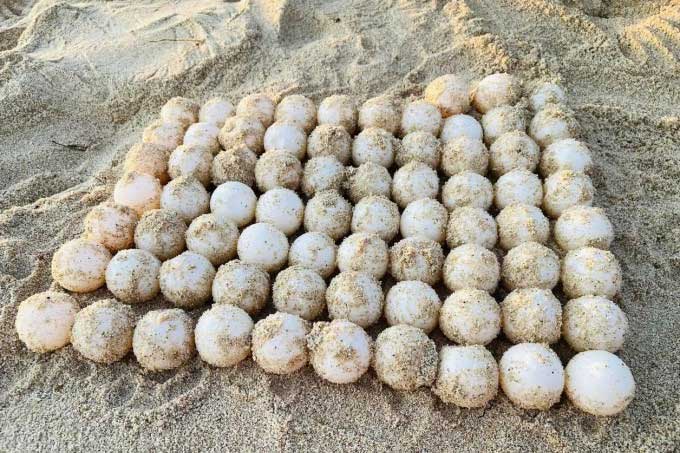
263;121;307;159
210;181;257;228
275;94;316;133
113;171;162;216
440;114;483;143
473;73;522;113
288;232;337;279
561;247;622;299
540;138;593;177
168;144;213;186
160;176;209;223
307;320;372;384
317;95;357;134
183;122;220;155
434;345;499;408
195;304;253;367
51;239;111;293
252;312;310;374
351;195;400;242
199;97;234;128
400;99;442;136
554;206;614;251
15;292;79;353
529;82;566;112
494;168;543;209
255;188;304;236
400;198;448;244
384;281;441;333
392;161;439;208
424;74;470;117
237;222;289;272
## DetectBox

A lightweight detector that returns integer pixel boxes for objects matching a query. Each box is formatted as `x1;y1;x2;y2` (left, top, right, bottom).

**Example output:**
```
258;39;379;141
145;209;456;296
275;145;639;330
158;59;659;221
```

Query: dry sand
1;0;679;451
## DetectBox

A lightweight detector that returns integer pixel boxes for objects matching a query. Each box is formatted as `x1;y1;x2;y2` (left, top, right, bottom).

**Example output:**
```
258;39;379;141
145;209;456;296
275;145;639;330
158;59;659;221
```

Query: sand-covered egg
199;97;234;128
529;82;566;112
502;242;560;290
211;144;258;187
113;171;162;216
563;296;628;353
392;161;439;208
307;320;372;384
210;181;257;228
489;131;540;176
440;136;489;176
304;190;352;241
443;243;500;293
496;204;550;250
288;231;338;279
160;176;209;223
424;74;470;117
317;94;357;134
195;304;253;367
83;202;138;252
263;121;307;159
337;233;389;279
273;266;327;321
442;171;493;211
236;93;276;128
142;120;185;152
134;209;187;261
358;96;401;134
15;291;79;353
255;188;304;236
543;170;595;218
439;289;501;345
237;222;289;272
473;73;522;113
499;343;564;410
434;345;499;408
255;149;302;192
252;312;310;374
160;96;199;126
71;299;135;364
123;142;170;184
494;168;543;209
168;144;213;186
212;260;270;315
400;99;442;136
186;213;239;266
52;239;111;293
446;206;497;249
183;122;220;155
159;251;216;308
529;104;579;148
275;94;316;133
307;124;352;164
401;198;448;244
326;271;384;328
440;114;483;142
384;281;441;333
133;308;195;371
105;249;161;303
540;138;593;177
352;127;398;168
481;105;526;146
302;155;346;197
397;131;441;168
373;325;437;391
345;162;392;203
389;237;444;286
218;115;265;154
565;350;635;416
501;288;562;344
561;247;622;299
554;206;614;251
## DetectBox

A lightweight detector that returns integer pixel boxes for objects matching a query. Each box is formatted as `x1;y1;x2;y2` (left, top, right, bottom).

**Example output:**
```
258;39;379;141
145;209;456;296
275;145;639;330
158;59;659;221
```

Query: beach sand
1;0;679;451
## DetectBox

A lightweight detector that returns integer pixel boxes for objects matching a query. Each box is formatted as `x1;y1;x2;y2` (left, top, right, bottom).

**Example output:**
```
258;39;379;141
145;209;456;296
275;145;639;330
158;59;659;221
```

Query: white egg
307;124;352;164
236;93;276;128
499;343;564;410
160;176;209;224
195;304;253;367
346;163;392;203
83;202;138;252
539;138;593;177
273;266;327;321
52;239;111;293
237;222;289;273
199;97;234;128
105;249;161;303
255;188;304;236
400;198;448;244
263;121;307;159
565;350;635;416
494;168;543;209
133;308;195;371
384;281;441;333
481;105;527;145
307;320;372;384
71;299;135;364
439;289;501;345
142;120;185;153
352;127;398;168
392;161;439;208
563;296;628;353
554;205;614;251
218;115;265;154
183;122;220;155
326;271;384;328
113;171;162;216
210;181;257;228
529;104;579;148
543;170;595;218
358;96;401;134
440;114;483;142
211;144;258;187
473;73;522;113
255;149;302;192
489;131;540;176
389;237;444;286
424;74;470;117
529;82;566;112
317;95;357;134
134;209;187;261
373;325;438;391
446;206;497;249
440;136;489;177
443;243;500;293
168;144;213;186
442;171;493;211
186;213;239;266
159;251;216;308
561;247;622;299
434;345;499;408
275;94;317;133
160;97;199;126
495;204;550;250
212;260;270;315
252;312;310;374
400;99;442;136
288;232;338;279
337;233;389;279
301;155;346;198
351;195;400;242
15;291;79;353
397;131;441;168
501;288;562;344
304;190;352;241
123;142;170;184
502;242;560;290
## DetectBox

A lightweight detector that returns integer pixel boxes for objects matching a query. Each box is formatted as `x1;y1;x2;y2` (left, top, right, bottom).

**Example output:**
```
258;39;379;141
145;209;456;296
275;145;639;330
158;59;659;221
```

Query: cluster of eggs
15;73;635;417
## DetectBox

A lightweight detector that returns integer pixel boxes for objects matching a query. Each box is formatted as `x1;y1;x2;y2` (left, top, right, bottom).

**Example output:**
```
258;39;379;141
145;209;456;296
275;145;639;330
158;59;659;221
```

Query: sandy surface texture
1;0;679;451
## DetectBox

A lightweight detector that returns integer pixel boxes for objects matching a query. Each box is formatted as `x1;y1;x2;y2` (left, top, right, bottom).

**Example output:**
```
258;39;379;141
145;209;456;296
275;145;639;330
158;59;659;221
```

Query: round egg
496;204;550;250
543;170;595;218
288;232;338;279
255;149;302;192
142;120;185;152
440;136;489;176
210;181;257;228
71;299;135;364
345;162;392;203
236;93;276;128
352;127;398;168
275;94;316;133
565;351;635;416
198;97;234;128
373;325;438;391
218;115;265;154
489;131;540;176
424;74;470;117
263;121;307;159
384;281;441;333
159;251;216;308
561;247;622;299
273;266;327;320
446;206;497;249
195;304;253;367
255;188;304;236
358;96;401;134
440;114;483;142
183;122;220;155
113;171;162;216
304;190;352;241
501;288;562;344
529;82;566;112
307;320;372;384
133;308;195;371
499;343;564;410
160;96;199;126
529;104;579;148
502;242;560;290
307;124;352;164
52;239;111;292
212;260;270;315
186;213;239;266
326;271;383;328
237;222;289;272
481;105;527;145
337;233;389;279
400;99;442;136
252;312;310;374
105;249;161;303
392;161;439;208
554;205;613;251
351;195;400;242
211;144;258;187
473;73;522;113
389;237;444;286
397;131;441;168
134;209;187;261
123;142;170;184
160;176;209;223
317;94;357;134
83;202;138;252
434;345;499;408
302;155;346;198
563;295;628;353
443;243;500;293
400;198;448;243
168;144;213;186
540;138;593;177
494;168;543;209
15;291;79;353
442;171;493;211
439;289;501;345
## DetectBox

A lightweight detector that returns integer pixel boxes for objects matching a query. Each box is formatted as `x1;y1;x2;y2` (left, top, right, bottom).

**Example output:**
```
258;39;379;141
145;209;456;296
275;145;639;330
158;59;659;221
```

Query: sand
0;0;679;451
